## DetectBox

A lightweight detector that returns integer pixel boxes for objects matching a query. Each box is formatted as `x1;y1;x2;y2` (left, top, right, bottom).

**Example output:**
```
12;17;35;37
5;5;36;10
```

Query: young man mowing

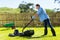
32;4;56;36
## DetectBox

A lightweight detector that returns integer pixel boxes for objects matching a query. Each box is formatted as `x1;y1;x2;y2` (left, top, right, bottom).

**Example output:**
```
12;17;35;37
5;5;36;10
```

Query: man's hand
32;16;35;19
32;14;38;19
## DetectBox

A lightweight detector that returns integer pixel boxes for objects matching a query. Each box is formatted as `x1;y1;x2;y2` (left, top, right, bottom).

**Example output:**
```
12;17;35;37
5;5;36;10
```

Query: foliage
46;9;53;13
0;7;20;14
0;8;60;26
54;0;60;3
18;3;34;13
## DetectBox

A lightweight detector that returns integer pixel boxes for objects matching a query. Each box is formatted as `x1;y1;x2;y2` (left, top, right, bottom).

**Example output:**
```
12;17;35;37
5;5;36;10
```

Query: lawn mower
9;17;34;37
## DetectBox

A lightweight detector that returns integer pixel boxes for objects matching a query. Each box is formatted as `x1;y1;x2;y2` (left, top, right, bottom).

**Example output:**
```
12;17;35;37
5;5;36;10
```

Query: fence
0;12;60;27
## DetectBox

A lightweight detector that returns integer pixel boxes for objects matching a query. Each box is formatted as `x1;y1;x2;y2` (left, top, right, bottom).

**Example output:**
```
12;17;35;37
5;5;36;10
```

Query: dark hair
36;4;40;7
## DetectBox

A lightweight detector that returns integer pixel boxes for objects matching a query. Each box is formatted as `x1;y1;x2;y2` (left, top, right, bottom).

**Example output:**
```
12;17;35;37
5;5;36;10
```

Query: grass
0;27;60;40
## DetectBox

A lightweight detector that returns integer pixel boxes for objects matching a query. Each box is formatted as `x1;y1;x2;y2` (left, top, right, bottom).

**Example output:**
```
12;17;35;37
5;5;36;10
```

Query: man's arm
32;8;42;19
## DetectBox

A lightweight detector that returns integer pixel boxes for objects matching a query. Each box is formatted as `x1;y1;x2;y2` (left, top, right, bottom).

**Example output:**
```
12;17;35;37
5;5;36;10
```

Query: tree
18;3;34;13
54;0;60;12
54;0;60;3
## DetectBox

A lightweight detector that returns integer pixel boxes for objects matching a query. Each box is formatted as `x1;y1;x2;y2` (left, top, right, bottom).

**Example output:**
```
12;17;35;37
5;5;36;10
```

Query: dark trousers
43;19;56;36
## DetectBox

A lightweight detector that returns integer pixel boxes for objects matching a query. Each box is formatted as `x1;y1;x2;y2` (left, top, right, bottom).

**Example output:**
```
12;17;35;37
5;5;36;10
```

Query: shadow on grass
27;35;45;39
0;29;9;31
26;35;54;39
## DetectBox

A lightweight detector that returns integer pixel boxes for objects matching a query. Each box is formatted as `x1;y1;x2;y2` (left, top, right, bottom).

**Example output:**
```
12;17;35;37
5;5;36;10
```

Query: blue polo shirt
37;7;49;22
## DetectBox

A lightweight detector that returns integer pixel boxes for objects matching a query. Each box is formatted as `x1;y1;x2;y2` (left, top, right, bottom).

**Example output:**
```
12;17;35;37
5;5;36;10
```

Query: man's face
36;6;39;9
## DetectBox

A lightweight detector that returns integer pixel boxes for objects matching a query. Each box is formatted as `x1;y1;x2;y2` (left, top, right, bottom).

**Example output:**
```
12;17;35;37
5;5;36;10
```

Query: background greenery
0;7;60;27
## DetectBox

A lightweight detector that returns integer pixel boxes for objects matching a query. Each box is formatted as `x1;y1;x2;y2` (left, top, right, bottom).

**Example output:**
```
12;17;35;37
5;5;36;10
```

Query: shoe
53;34;56;36
9;33;15;37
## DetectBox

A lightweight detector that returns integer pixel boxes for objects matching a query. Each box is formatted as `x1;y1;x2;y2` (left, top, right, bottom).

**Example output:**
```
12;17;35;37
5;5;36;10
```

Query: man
32;4;56;36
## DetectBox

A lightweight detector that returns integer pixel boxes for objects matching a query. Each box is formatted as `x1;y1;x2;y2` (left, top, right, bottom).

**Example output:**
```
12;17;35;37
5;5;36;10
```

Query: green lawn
0;27;60;40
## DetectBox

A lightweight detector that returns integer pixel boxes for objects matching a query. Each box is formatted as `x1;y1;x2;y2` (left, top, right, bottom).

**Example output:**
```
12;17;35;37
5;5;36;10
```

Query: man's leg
44;20;48;35
47;19;56;36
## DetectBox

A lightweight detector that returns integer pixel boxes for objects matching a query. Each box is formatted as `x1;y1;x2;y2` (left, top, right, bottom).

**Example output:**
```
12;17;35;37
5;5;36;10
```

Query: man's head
36;4;40;9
